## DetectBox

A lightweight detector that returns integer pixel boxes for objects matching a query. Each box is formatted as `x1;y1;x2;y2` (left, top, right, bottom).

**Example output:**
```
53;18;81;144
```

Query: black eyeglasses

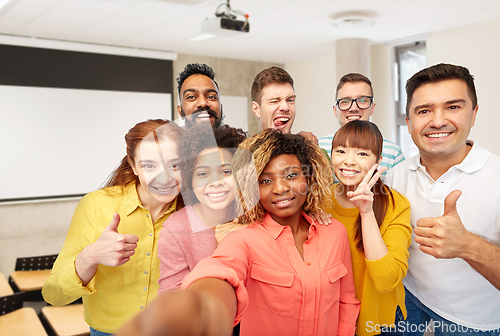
336;96;373;111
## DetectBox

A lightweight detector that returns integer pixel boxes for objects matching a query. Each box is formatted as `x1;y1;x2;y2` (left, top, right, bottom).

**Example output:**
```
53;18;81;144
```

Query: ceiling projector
201;1;249;36
202;16;250;36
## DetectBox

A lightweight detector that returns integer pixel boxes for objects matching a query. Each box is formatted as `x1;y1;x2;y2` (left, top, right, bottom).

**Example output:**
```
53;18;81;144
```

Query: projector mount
214;0;249;29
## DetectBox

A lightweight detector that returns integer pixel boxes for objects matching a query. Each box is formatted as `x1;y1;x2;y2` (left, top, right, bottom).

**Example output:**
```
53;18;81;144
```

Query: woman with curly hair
157;124;247;292
117;129;360;336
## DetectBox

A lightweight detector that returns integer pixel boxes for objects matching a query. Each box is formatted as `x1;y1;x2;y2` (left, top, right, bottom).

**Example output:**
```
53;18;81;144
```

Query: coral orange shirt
182;212;360;336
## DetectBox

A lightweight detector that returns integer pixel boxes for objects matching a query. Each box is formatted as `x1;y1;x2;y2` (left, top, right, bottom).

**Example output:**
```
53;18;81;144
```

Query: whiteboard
0;85;171;200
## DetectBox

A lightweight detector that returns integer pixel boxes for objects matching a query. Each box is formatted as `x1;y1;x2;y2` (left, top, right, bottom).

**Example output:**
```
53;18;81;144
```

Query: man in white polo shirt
318;73;404;174
385;63;500;335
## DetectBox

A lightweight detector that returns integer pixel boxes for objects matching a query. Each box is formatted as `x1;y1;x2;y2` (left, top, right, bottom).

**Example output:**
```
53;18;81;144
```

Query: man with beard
176;63;223;128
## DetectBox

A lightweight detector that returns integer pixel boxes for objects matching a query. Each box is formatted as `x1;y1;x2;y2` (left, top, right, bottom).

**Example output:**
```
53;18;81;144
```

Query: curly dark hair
178;124;247;205
233;129;334;224
176;63;219;95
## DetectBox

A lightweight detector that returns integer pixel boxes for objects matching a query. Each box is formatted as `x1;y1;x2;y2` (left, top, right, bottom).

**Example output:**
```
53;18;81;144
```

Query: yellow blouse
42;182;181;334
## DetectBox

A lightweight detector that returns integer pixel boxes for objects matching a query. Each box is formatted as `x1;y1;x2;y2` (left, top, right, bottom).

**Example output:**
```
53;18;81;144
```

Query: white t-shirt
385;142;500;330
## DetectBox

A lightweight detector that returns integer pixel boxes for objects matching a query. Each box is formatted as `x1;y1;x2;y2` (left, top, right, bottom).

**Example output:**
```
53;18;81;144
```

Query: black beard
180;106;224;128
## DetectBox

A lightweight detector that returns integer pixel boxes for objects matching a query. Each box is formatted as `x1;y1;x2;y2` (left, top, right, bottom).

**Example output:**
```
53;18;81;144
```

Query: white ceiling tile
1;0;61;21
0;17;27;33
90;8;172;32
72;27;131;44
35;0;130;27
15;21;83;39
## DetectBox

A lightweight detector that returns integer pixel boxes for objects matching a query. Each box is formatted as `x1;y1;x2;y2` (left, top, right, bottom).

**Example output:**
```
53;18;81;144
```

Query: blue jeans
89;327;113;336
402;287;498;336
378;305;405;336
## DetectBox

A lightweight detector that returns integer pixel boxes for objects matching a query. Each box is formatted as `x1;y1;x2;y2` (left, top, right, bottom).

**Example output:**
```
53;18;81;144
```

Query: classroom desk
0;274;14;296
9;269;51;292
41;304;89;336
0;307;48;336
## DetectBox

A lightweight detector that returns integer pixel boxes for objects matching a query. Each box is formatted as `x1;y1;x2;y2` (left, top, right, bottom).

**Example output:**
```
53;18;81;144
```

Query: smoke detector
331;10;377;29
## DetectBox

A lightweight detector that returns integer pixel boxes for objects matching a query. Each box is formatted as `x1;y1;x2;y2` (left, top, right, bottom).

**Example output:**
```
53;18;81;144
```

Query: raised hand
93;213;140;267
75;213;140;285
347;164;386;215
414;190;468;259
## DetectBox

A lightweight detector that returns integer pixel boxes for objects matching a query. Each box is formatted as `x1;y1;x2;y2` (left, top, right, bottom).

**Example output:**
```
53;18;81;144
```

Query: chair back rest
0;292;25;316
14;254;58;271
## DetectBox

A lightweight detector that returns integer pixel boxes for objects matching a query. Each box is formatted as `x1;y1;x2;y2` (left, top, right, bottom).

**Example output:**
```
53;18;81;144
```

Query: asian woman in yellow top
325;120;412;336
42;119;184;336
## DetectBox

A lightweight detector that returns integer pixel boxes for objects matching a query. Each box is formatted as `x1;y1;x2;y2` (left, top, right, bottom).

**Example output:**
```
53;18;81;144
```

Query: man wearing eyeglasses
318;73;405;174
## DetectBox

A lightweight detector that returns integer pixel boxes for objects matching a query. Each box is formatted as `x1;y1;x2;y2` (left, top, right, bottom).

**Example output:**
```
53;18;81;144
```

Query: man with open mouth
318;73;405;175
251;66;319;146
176;63;224;129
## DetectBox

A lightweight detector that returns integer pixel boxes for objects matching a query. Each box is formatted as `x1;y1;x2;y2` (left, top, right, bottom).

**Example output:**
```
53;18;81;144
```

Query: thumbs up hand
414;190;470;259
93;213;140;267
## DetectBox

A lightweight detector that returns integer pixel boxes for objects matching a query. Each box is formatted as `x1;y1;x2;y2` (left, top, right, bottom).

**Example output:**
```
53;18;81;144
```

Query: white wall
370;43;397;143
426;19;500;156
285;53;338;138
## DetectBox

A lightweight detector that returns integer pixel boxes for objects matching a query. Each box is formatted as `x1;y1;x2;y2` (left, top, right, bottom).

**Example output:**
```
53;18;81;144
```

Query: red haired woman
42;119;184;336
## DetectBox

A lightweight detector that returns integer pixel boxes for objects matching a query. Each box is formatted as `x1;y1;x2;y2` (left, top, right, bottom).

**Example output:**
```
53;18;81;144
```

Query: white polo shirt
385;142;500;330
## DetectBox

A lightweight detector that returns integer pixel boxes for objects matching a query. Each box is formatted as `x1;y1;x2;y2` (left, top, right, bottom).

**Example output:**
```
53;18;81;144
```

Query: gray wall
0;198;79;276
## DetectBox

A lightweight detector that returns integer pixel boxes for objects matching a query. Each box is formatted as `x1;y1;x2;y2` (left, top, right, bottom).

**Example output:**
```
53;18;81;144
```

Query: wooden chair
13;254;58;271
40;304;90;336
0;292;48;336
0;291;25;315
9;254;57;301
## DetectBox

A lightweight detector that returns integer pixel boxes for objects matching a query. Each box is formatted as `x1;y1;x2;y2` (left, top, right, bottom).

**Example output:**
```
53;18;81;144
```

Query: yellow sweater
325;186;412;336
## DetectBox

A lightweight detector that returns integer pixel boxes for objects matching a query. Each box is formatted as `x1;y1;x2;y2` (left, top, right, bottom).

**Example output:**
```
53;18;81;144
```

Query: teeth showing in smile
346;115;361;120
426;132;451;138
276;199;292;204
341;169;359;177
207;191;228;198
276;117;289;122
154;185;175;193
197;112;210;118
